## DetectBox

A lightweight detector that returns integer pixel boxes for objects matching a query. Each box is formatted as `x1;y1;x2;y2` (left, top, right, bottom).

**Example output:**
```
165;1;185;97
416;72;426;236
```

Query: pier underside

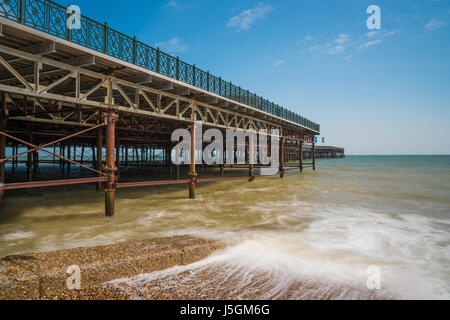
0;17;339;216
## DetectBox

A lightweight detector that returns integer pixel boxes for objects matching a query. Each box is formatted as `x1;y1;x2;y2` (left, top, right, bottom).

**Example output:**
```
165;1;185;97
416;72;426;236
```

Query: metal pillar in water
299;141;303;172
188;124;197;199
312;142;316;171
103;111;118;217
116;137;120;180
279;138;285;178
96;127;103;191
248;140;254;182
27;126;32;182
66;143;71;178
0;93;6;201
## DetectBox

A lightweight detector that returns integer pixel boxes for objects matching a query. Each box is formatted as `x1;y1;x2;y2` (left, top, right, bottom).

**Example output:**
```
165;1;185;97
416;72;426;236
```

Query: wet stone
0;235;224;300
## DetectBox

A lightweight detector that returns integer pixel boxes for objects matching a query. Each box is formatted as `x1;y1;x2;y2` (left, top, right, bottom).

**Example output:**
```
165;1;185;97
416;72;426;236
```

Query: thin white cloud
302;34;348;56
328;45;344;55
383;30;396;37
302;30;396;57
305;35;313;41
425;18;446;30
359;39;382;49
165;1;189;10
227;3;273;31
273;60;285;66
367;30;396;38
366;30;379;38
154;38;187;53
359;29;396;50
334;34;349;44
308;44;321;51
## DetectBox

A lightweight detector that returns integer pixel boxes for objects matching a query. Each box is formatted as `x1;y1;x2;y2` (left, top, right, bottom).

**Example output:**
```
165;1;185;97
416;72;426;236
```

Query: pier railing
0;0;320;133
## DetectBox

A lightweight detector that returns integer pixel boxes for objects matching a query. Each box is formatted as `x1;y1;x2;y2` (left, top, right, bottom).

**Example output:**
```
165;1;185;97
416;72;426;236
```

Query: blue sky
66;0;449;154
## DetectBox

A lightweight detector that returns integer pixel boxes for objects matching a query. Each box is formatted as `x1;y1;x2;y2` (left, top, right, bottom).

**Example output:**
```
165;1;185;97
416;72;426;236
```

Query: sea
0;155;449;299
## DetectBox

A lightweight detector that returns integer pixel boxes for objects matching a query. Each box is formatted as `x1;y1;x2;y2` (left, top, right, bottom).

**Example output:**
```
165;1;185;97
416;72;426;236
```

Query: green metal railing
0;0;320;132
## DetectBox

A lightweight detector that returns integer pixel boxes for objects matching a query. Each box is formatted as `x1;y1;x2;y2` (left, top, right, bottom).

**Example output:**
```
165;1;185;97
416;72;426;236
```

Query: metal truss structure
0;1;324;216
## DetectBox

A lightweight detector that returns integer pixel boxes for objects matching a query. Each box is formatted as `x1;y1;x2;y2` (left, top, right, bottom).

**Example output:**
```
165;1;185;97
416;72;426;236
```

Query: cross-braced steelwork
0;0;334;217
0;0;319;132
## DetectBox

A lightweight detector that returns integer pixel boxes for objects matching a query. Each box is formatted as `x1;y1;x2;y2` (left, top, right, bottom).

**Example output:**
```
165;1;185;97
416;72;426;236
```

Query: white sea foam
108;199;450;299
109;228;449;299
107;236;387;299
1;231;35;241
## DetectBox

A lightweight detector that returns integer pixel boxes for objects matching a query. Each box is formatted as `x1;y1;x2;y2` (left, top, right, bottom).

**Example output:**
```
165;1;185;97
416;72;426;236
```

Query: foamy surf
107;211;450;300
106;237;391;300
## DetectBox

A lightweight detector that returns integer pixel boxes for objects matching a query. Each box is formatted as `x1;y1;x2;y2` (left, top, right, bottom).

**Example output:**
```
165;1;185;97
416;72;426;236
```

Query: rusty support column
116;136;120;180
165;144;170;173
188;125;197;199
125;145;128;167
0;93;6;200
103;111;118;217
96;127;103;191
10;144;15;171
168;144;172;173
135;146;139;165
11;143;15;170
33;148;38;172
59;144;64;169
16;144;19;169
249;141;254;182
27;125;32;182
163;147;166;169
66;143;71;178
91;146;96;167
52;146;56;164
299;141;303;172
220;143;224;176
163;146;166;169
312;142;316;171
81;145;85;164
15;144;18;169
143;146;146;163
249;163;254;182
280;137;285;178
32;149;37;172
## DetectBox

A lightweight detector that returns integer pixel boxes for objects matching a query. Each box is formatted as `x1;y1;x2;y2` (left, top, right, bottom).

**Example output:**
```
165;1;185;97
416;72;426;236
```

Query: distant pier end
313;146;345;159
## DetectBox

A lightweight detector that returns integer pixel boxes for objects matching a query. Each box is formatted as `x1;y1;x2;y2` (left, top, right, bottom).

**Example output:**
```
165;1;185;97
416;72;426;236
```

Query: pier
0;0;342;216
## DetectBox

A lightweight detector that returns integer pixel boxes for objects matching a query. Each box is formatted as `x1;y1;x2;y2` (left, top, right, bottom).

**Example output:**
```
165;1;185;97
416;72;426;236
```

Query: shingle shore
0;235;224;300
